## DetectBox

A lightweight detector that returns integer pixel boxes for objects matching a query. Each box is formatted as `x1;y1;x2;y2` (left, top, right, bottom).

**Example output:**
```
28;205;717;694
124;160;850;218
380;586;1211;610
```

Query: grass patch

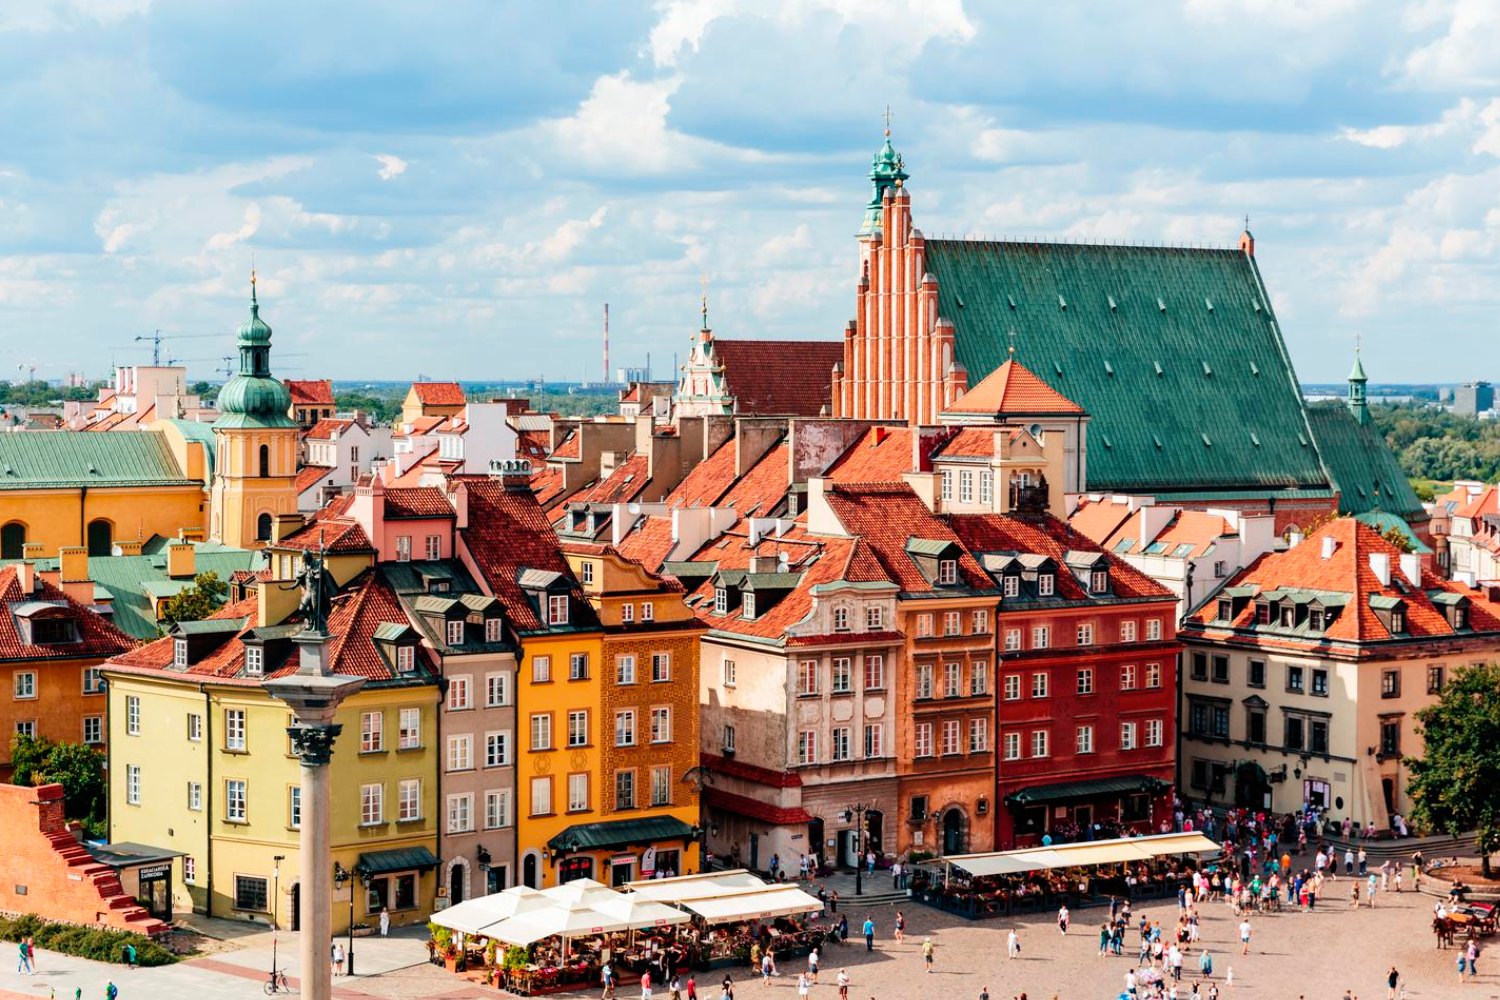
0;913;177;966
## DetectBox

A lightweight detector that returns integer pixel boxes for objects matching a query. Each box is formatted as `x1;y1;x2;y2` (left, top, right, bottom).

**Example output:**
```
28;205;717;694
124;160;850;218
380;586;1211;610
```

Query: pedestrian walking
1459;950;1469;985
1238;918;1251;955
1198;949;1213;979
1386;966;1399;1000
670;974;683;1000
862;916;875;952
761;952;773;984
1467;939;1479;978
125;943;136;970
1099;922;1111;957
795;973;808;999
379;906;391;937
837;969;850;999
807;947;819;984
1358;847;1368;876
602;960;617;999
894;910;905;944
641;969;654;1000
686;974;698;1000
1343;848;1354;875
1368;872;1378;908
1007;928;1020;960
921;937;934;973
829;890;839;914
17;939;31;974
891;860;902;890
105;983;117;1000
332;940;344;976
1057;904;1070;935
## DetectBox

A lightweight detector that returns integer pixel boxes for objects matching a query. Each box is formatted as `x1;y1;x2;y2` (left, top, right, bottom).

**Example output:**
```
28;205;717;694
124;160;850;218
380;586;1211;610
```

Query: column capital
288;721;343;767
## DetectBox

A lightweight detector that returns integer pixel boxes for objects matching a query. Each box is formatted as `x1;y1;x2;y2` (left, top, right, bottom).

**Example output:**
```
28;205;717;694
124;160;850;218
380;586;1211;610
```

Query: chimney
20;541;43;562
1369;552;1391;586
14;559;34;595
1288;529;1304;548
272;512;306;543
489;458;534;492
1399;552;1422;587
166;541;195;579
59;547;88;584
116;539;143;557
1321;536;1337;560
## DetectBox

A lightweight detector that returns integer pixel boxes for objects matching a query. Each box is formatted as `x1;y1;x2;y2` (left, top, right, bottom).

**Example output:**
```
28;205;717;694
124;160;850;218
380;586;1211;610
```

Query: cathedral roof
924;239;1329;495
1305;402;1424;519
712;339;843;417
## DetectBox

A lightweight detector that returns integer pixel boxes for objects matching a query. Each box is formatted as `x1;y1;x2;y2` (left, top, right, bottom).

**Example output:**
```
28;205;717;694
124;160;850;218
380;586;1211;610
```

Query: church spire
1347;335;1369;426
858;106;909;238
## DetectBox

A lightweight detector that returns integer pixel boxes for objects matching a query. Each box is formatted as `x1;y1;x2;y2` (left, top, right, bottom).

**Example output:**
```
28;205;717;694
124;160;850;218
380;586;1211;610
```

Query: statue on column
290;547;337;636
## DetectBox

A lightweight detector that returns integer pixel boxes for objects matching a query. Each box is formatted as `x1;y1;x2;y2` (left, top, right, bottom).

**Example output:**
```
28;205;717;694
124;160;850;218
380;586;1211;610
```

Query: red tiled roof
287;379;335;405
305;418;354;441
1457;485;1499;520
276;517;375;555
701;752;802;788
931;426;1027;460
1067;498;1137;547
0;567;135;660
615;514;678;573
296;465;335;494
619;385;643;404
530;465;570;508
460;480;590;633
667;437;739;508
110;595;259;676
1186;518;1500;644
823;427;914;483
1122;509;1234;559
516;430;550;461
718;442;789;516
822;482;991;592
383;487;454;520
950;513;1175;602
570;454;649;506
943;358;1085;416
714;339;843;417
702;787;812;825
550;430;581;460
411;382;466;406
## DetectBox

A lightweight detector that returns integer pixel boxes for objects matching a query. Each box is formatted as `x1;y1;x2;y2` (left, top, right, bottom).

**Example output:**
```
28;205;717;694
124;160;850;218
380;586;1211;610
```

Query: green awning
358;846;440;874
1006;774;1171;807
547;815;695;853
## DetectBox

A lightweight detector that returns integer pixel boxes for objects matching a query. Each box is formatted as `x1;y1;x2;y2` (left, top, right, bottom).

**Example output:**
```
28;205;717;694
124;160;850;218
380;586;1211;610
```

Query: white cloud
1402;0;1500;89
374;154;407;181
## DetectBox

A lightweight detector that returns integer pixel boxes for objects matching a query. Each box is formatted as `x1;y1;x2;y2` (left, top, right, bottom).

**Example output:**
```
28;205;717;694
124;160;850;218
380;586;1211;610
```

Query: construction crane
133;330;220;366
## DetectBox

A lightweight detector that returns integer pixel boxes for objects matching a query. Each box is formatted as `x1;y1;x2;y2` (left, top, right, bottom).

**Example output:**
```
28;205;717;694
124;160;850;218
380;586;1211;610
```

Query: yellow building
400;382;467;428
104;568;442;932
209;277;300;549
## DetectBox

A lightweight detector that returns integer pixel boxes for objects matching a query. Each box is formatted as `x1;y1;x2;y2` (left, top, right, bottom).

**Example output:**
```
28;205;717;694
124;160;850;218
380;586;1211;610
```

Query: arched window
86;519;113;556
0;522;25;560
259;444;271;478
256;513;273;541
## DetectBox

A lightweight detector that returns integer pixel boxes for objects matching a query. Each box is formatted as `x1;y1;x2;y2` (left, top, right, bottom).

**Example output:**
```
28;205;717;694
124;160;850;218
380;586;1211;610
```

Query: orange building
0;561;134;771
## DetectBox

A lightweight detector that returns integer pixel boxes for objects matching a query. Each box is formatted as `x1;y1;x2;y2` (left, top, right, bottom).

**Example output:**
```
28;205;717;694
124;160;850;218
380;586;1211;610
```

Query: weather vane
883;105;893;136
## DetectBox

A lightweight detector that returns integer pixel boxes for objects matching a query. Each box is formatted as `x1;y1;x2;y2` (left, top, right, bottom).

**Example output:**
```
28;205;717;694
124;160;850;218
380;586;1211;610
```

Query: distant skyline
2;1;1497;384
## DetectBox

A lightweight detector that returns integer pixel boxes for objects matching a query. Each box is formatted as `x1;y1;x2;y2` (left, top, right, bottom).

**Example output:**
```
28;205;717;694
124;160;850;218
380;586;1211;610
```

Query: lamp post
842;803;870;896
333;862;369;976
270;854;285;976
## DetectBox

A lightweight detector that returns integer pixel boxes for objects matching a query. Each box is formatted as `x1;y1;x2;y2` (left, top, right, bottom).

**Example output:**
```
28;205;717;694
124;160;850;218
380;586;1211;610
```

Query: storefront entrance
942;809;965;855
609;857;635;887
136;862;172;921
559;856;594;884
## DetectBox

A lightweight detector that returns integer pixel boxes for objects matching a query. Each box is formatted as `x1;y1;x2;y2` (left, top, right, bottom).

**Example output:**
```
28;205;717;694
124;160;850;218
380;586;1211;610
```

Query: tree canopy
1405;662;1500;874
159;570;228;627
9;734;106;827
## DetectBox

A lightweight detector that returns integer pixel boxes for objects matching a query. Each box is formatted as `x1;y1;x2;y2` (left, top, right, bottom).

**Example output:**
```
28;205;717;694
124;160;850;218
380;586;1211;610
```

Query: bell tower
210;272;300;547
1347;339;1369;426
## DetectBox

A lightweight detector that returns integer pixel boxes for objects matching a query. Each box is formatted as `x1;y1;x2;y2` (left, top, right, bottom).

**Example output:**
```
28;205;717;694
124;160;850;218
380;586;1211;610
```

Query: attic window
1391;609;1405;633
244;645;264;677
1089;570;1108;594
396;645;416;674
1452;605;1468;629
1216;598;1233;621
741;593;757;620
174;638;189;669
937;559;958;586
714;588;728;615
1037;573;1055;596
1255;602;1271;625
1309;608;1325;632
546;594;569;626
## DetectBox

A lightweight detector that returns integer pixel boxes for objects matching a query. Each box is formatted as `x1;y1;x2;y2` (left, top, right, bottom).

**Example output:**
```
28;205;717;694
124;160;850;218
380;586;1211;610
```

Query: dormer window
446;619;465;646
1391;609;1405;633
832;606;851;632
580;562;594;585
396;645;416;674
1255;602;1271;625
1278;604;1294;628
28;616;78;645
1308;609;1325;632
427;579;450;594
547;594;569;626
1003;575;1019;598
937;560;958;586
244;645;264;677
485;617;503;643
1453;605;1468;629
742;593;757;620
174;638;189;669
1090;570;1108;594
1037;573;1055;597
1216;599;1233;622
714;588;728;615
866;606;883;630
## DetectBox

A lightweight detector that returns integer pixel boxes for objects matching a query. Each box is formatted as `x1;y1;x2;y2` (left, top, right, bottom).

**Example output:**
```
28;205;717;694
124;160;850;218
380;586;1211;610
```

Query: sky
2;0;1498;385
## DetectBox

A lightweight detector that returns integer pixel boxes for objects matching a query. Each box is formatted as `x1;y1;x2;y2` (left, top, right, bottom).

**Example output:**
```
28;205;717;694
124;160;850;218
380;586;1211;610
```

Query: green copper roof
924;240;1328;495
158;418;218;479
859;131;910;236
1305;403;1424;519
0;431;195;490
1348;352;1367;382
216;280;297;430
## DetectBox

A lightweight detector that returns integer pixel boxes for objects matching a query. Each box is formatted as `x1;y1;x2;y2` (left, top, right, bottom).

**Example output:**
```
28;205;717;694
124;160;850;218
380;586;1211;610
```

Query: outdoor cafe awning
1004;773;1172;806
674;885;825;923
944;831;1221;879
429;886;549;936
623;869;768;902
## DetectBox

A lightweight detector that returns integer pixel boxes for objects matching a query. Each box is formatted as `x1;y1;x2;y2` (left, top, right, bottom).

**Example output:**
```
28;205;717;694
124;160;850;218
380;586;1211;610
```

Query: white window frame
360;710;384;752
127;695;141;735
1031;672;1049;698
615;709;636;747
126;764;141;805
188;781;202;811
1031;729;1050;758
484;789;512;829
446;792;473;833
485;730;511;767
446;619;465;646
399;778;421;821
615;654;637;685
1003;732;1021;761
568;710;589;748
567;773;589;813
447;734;473;772
1121;721;1138;751
650;706;672;744
530;713;552;751
225;778;247;823
1076;724;1094;754
361;783;384;825
398;707;421;748
224;708;246;752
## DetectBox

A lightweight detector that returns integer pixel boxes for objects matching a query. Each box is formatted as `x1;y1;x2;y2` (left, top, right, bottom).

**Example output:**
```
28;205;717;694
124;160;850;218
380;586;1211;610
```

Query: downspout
80;485;89;547
204;684;214;918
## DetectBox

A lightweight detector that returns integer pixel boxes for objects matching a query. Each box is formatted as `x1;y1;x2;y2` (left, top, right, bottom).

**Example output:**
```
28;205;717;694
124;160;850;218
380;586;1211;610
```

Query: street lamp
271;855;285;976
842;803;871;896
333;862;370;975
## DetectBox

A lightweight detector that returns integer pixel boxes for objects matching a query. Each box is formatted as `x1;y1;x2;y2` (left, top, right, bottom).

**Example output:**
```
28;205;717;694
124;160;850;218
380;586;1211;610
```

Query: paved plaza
0;885;1487;1000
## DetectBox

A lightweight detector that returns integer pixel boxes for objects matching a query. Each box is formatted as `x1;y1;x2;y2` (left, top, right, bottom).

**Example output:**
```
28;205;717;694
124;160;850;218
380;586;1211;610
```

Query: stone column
265;629;365;1000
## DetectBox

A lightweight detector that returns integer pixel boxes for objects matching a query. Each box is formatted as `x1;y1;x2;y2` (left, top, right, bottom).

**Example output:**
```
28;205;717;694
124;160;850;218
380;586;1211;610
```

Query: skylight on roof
1007;294;1017;310
1058;294;1067;310
1201;433;1212;447
1157;297;1167;312
1205;297;1214;312
1104;360;1114;376
1107;295;1117;311
1250;432;1261;447
1153;361;1164;377
1202;361;1213;377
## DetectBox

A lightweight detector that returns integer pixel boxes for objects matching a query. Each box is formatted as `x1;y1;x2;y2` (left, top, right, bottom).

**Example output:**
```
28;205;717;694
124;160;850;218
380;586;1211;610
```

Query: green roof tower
215;273;296;431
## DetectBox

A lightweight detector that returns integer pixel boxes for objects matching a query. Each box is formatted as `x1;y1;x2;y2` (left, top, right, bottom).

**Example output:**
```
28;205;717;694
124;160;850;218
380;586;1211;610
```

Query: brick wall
0;782;168;936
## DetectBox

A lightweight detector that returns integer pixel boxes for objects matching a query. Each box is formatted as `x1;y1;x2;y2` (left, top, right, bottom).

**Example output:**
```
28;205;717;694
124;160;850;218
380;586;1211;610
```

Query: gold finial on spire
883;104;893;138
250;252;258;305
699;272;710;331
1007;329;1017;357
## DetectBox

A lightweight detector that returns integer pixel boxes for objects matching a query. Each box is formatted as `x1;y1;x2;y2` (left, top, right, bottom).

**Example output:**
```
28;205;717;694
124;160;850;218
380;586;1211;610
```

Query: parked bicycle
264;968;292;994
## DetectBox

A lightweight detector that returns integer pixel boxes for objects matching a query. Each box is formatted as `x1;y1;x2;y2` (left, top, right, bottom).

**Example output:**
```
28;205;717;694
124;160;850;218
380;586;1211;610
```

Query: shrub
0;915;176;966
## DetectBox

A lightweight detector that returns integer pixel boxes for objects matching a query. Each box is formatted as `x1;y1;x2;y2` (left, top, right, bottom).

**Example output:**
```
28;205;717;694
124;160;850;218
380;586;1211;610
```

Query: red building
951;510;1180;848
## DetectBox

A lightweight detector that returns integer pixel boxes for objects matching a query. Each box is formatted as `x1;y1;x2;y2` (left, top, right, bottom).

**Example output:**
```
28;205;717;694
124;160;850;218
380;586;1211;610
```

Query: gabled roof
569;455;649;506
942;358;1085;417
667;437;740;508
550;430;581;460
822;426;913;484
286;379;335;405
410;382;466;406
926;239;1329;494
615;514;678;573
822;482;991;593
717;442;790;516
275;516;375;555
1066;498;1136;548
0;431;195;489
1306;403;1425;520
1185;517;1500;644
950;514;1173;602
383;487;454;520
305;417;355;440
0;567;135;660
460;480;597;634
713;339;843;417
296;465;335;494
